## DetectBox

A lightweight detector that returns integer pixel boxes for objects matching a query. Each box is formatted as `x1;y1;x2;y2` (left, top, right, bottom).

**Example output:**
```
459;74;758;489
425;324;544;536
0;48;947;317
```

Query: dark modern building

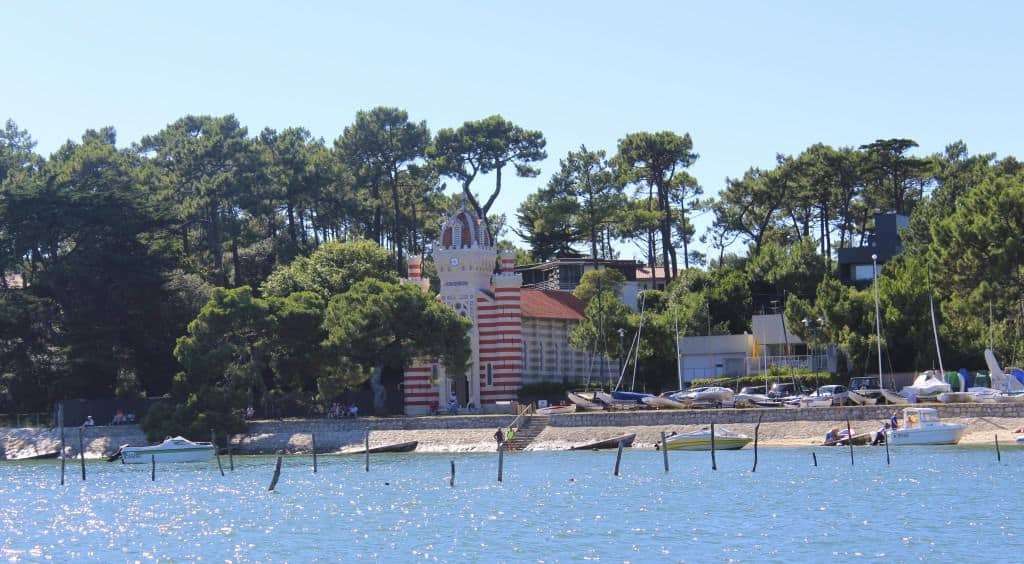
836;213;909;288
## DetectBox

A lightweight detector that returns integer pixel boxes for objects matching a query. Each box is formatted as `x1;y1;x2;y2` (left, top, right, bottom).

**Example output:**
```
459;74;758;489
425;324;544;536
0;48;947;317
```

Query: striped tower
478;251;523;405
402;255;438;414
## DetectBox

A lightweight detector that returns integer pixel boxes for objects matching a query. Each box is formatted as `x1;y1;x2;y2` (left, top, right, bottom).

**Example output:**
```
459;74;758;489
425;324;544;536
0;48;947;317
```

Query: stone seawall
549;403;1024;427
4;403;1023;458
1;426;146;460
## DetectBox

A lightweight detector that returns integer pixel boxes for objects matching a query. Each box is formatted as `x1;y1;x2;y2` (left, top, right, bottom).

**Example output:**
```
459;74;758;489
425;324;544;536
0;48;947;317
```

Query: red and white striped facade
401;204;523;415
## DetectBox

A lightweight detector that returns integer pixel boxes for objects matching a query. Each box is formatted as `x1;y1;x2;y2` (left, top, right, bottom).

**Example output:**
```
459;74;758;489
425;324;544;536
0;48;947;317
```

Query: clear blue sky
4;2;1022;260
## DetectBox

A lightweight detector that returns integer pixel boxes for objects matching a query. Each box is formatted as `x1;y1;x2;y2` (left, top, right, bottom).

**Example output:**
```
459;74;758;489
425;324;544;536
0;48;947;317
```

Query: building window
486;363;493;386
430;364;440;386
853;264;876;281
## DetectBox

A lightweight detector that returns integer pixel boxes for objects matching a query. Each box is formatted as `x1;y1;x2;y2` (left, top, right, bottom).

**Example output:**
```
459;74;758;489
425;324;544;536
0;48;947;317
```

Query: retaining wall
549;403;1024;427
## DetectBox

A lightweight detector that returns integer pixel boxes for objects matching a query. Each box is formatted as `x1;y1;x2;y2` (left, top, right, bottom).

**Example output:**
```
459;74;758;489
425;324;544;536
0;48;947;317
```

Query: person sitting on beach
1016;426;1024;434
507;427;516;442
447;395;459;415
494;428;505;446
348;404;359;418
111;409;126;425
245;405;255;419
83;416;95;427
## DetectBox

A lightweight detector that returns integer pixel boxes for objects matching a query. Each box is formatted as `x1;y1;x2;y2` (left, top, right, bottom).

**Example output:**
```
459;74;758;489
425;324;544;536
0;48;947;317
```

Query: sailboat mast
630;291;647;392
675;313;682;391
928;274;945;377
871;254;885;389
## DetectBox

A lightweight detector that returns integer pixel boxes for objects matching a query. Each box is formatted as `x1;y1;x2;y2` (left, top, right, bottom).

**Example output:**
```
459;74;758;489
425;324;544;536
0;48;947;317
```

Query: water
1;447;1021;562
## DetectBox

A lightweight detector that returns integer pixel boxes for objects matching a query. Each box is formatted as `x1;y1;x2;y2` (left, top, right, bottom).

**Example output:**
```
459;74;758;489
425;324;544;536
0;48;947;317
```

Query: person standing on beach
494;428;505;447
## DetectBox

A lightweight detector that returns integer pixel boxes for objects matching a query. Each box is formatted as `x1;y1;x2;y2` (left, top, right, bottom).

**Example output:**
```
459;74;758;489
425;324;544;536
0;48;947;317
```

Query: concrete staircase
505;415;549;451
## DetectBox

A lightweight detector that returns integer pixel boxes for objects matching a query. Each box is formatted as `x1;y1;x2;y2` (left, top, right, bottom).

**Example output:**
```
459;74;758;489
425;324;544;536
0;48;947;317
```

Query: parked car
739;385;766;395
816;384;849;406
767;382;808;399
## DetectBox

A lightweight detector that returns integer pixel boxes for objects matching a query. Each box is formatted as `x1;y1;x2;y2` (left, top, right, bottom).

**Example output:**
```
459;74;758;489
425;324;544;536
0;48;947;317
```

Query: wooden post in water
268;456;283;491
58;403;66;486
151;455;155;481
497;443;504;482
846;418;854;466
614;440;624;476
450;460;455;487
660;432;669;473
228;442;234;471
212;430;225;476
995;434;1001;462
884;428;891;466
751;414;762;473
78;427;86;481
710;423;717;471
364;430;370;472
812;451;818;467
311;432;318;474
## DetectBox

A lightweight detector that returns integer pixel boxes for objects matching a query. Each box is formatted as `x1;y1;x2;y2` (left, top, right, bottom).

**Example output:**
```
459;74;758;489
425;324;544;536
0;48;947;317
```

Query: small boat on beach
885;407;966;446
937;391;974;403
115;436;215;464
847;390;878;405
566;391;605;411
536;404;577;416
642;393;690;410
822;429;872;446
881;389;909;405
347;441;419;454
659;427;752;451
672;386;734;407
570;433;637;450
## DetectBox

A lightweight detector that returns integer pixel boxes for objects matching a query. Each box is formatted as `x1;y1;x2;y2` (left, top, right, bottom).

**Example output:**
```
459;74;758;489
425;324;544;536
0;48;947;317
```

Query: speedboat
885;407;967;446
536;404;577;416
116;436;215;464
660;427;751;451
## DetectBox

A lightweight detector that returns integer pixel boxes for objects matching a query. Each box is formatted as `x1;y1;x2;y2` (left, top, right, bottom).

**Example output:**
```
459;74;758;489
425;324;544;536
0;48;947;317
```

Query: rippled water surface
1;446;1021;561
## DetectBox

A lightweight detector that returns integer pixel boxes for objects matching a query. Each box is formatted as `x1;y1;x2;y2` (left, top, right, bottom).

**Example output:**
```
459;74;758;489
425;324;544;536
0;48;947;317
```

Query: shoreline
3;409;1022;459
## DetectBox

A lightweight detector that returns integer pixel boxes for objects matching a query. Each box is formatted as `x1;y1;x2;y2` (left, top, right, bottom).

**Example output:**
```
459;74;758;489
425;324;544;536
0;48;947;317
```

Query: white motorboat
536;404;576;416
885;407;967;446
117;436;215;464
660;427;751;451
901;371;952;397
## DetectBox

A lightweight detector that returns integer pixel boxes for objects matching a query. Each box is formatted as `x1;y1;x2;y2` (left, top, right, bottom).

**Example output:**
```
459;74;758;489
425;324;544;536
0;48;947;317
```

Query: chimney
408;256;422;281
500;251;515;274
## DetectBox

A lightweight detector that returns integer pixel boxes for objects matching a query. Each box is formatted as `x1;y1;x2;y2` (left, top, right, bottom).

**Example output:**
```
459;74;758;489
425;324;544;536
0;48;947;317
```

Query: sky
3;1;1023;261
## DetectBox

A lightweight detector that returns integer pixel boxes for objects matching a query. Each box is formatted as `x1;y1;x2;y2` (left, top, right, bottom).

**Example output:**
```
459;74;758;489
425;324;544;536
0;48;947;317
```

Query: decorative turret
434;200;496;280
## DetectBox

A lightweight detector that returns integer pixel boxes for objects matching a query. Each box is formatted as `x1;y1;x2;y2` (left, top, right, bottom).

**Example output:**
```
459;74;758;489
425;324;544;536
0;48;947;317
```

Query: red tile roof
520;289;586;320
636;266;668;280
